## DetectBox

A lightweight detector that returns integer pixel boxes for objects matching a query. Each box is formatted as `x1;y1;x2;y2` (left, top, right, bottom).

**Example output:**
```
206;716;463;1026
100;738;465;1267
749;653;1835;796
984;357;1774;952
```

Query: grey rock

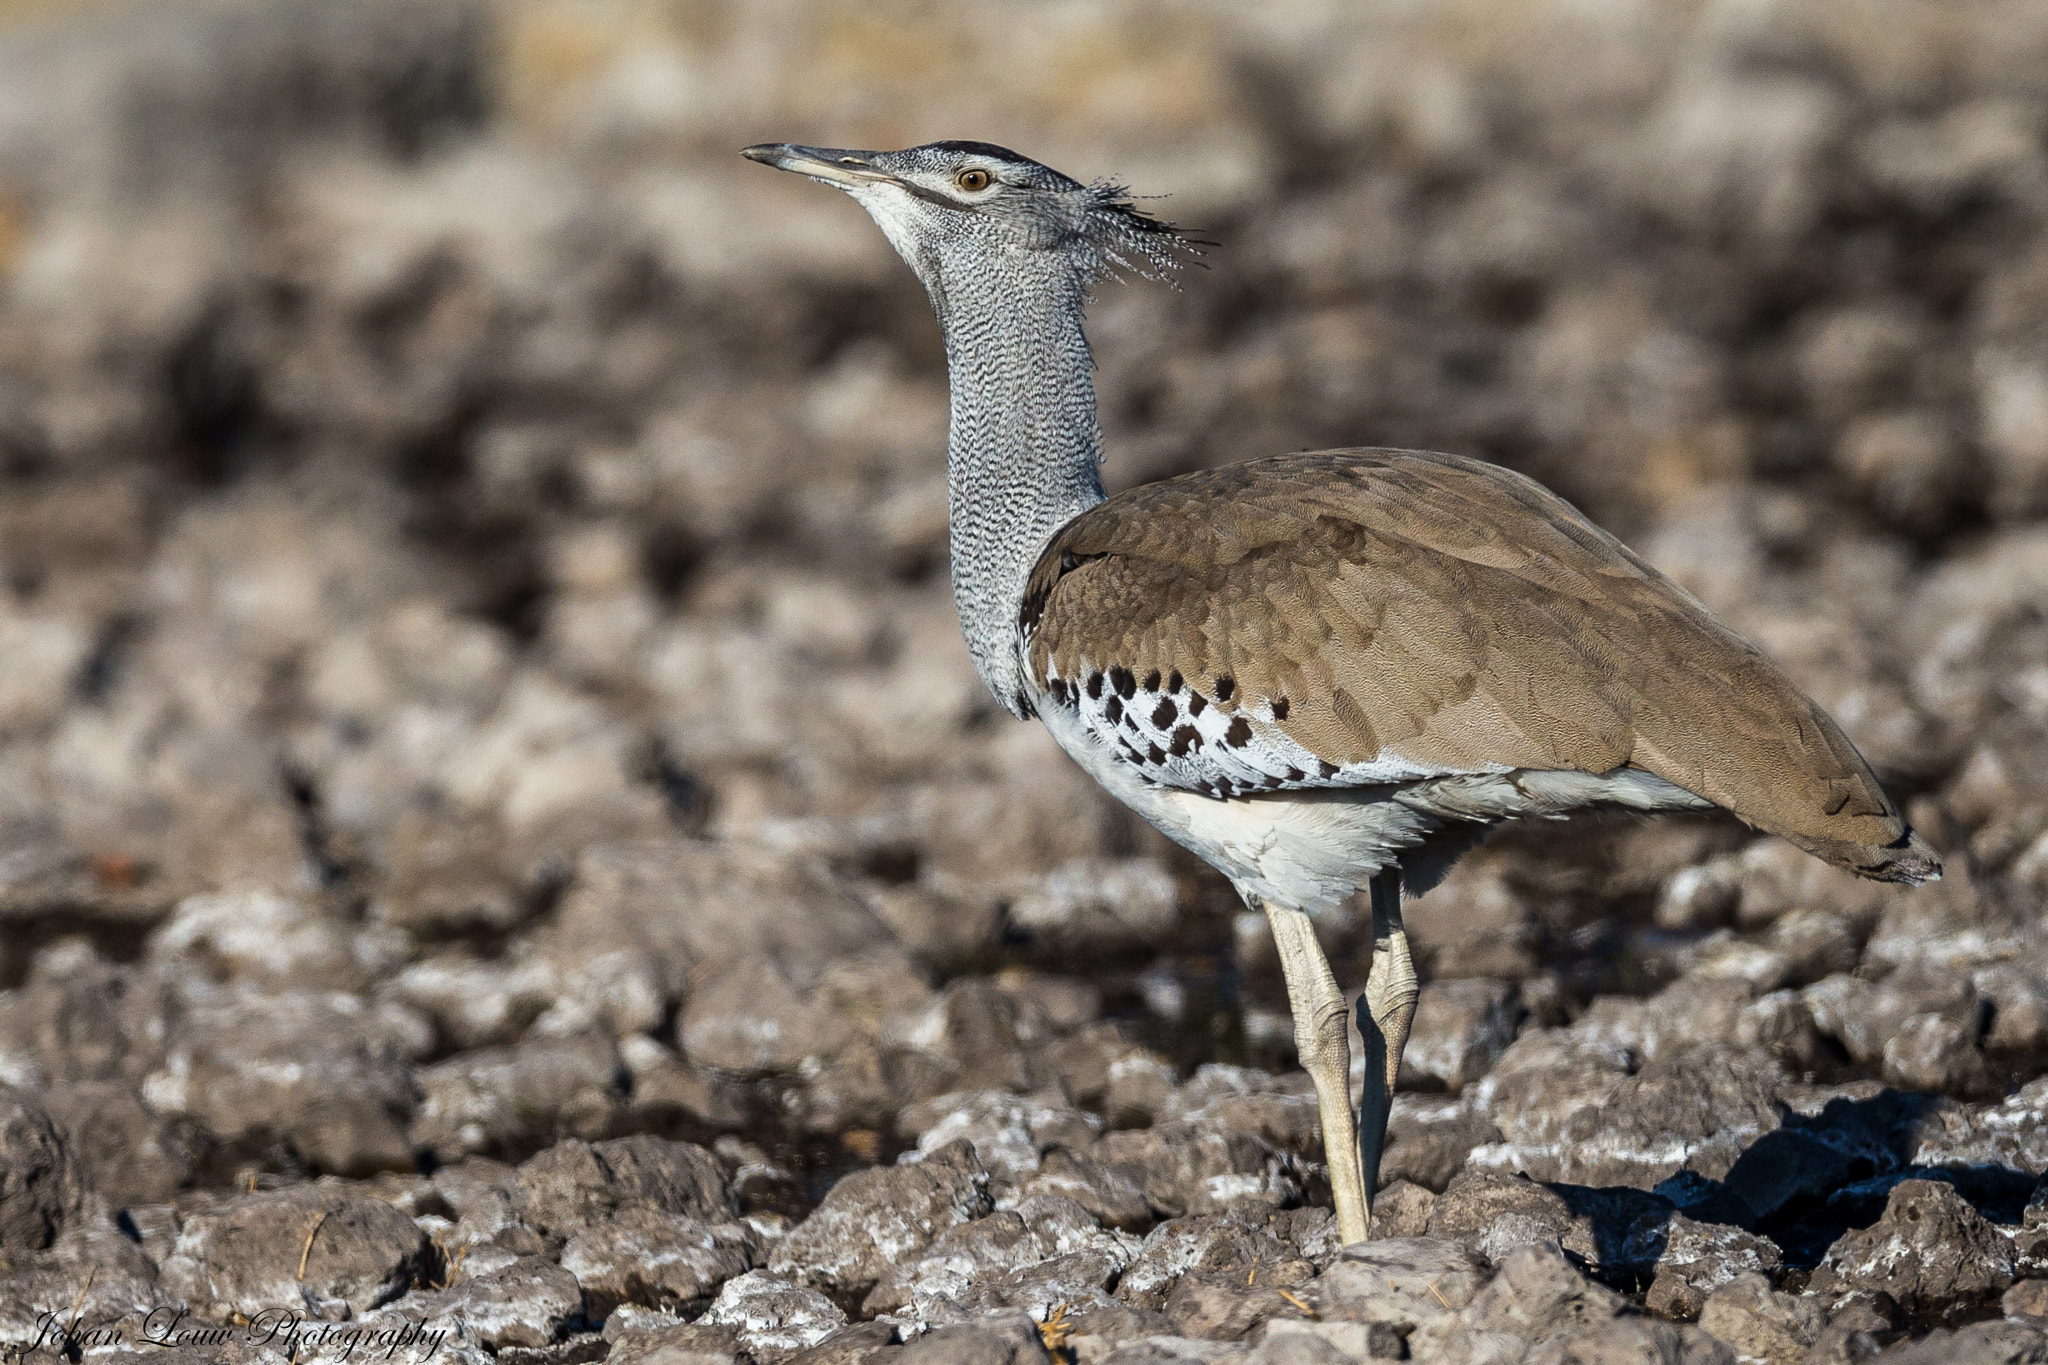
1316;1236;1488;1332
900;1088;1102;1185
1733;990;1832;1073
1073;1336;1248;1364
768;1139;992;1296
1402;978;1521;1092
1099;1045;1181;1129
1267;1207;1343;1269
626;1044;753;1133
1883;1011;1991;1093
431;1156;526;1247
1161;1264;1317;1342
1250;1320;1403;1363
0;1086;85;1250
1803;969;1981;1068
864;1194;1135;1325
1908;1079;2048;1174
991;971;1102;1035
1868;1320;2048;1365
1695;1273;1822;1364
784;1321;900;1364
1156;1067;1320;1160
559;1207;758;1318
1522;1316;1736;1364
701;1270;849;1362
123;1202;183;1267
1020;1147;1154;1231
383;955;555;1053
1763;910;1860;988
516;1135;735;1238
676;955;848;1075
159;1183;430;1321
1411;1241;1623;1359
1424;1170;1598;1264
1093;1124;1303;1220
149;888;388;993
608;1318;744;1365
896;1311;1051;1364
1976;965;2048;1053
1007;857;1180;950
893;978;1045;1095
1368;1179;1436;1239
142;987;428;1177
411;1035;626;1162
1619;1214;1781;1320
1806;1178;2015;1317
1379;1094;1504;1192
395;1256;585;1349
39;1081;192;1207
0;956;134;1085
1114;1215;1302;1314
0;1204;164;1342
1468;1028;1633;1179
1556;1045;1785;1189
2006;1278;2048;1322
559;839;898;996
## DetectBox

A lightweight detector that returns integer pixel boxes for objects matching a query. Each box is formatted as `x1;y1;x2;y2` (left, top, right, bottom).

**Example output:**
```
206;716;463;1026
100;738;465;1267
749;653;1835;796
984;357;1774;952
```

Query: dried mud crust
1;0;2048;1359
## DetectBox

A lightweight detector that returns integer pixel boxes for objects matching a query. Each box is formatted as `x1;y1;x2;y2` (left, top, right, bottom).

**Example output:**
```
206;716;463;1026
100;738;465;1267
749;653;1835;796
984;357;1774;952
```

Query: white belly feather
1035;692;1711;916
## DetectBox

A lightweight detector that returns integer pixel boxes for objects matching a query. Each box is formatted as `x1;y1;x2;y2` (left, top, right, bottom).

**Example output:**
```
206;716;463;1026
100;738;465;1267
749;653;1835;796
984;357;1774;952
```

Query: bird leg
1258;894;1370;1246
1357;870;1419;1220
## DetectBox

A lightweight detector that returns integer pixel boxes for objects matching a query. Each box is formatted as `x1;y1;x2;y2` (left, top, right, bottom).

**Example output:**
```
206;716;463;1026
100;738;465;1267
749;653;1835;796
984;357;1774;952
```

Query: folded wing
1021;448;1936;882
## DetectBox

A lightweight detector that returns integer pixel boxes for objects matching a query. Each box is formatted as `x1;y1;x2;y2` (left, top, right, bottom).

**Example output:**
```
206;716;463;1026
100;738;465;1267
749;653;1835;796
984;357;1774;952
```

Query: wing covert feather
1023;448;1909;861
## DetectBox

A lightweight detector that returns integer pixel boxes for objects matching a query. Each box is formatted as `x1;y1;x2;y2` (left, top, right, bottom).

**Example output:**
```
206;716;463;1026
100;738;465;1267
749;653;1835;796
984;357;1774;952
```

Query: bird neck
930;257;1105;716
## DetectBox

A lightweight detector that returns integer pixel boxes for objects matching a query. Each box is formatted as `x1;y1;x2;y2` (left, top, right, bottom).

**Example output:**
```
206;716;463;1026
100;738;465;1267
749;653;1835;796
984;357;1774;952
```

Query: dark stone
395;1257;585;1349
784;1321;901;1365
1719;1127;1861;1224
767;1140;993;1296
1620;1213;1782;1320
1425;1170;1597;1263
1697;1274;1824;1363
1806;1179;2015;1319
1020;1148;1152;1231
559;1207;758;1318
895;1312;1050;1364
517;1135;735;1237
39;1081;192;1208
1162;1266;1316;1341
1317;1237;1487;1334
1379;1106;1502;1192
1114;1214;1300;1312
159;1184;430;1320
1556;1045;1784;1190
0;1087;85;1251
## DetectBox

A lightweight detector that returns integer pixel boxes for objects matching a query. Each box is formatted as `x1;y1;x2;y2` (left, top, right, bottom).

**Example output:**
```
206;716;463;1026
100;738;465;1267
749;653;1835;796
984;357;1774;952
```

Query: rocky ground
1;0;2047;1360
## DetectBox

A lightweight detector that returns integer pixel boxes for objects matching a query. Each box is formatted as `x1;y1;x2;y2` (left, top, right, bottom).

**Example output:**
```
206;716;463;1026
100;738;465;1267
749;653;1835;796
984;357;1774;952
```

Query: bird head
741;140;1195;293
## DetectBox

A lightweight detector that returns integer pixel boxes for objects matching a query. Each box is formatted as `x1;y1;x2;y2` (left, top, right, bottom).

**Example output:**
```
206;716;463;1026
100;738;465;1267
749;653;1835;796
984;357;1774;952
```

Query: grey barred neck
927;251;1106;715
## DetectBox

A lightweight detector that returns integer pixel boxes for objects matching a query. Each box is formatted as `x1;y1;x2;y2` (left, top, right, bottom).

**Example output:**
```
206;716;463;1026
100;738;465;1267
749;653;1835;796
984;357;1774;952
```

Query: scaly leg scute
1357;870;1418;1225
1258;894;1371;1246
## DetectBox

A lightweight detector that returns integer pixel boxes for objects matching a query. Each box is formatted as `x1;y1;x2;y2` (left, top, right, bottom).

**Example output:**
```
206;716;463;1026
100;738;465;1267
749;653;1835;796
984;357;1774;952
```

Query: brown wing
1022;448;1935;881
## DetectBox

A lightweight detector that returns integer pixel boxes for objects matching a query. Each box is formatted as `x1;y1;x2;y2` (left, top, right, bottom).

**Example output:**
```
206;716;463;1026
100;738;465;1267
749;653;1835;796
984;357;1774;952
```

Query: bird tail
1782;827;1942;884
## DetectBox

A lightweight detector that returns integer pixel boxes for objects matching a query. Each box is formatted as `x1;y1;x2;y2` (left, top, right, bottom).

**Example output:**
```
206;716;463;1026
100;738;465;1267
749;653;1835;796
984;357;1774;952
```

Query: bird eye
955;168;992;192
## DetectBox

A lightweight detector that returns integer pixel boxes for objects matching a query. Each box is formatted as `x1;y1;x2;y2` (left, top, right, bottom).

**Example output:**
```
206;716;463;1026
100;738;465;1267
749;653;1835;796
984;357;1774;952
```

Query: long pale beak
740;143;892;188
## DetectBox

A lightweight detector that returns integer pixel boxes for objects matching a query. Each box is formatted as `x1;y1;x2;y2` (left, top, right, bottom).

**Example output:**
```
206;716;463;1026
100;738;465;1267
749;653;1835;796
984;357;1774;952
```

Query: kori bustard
742;139;1940;1245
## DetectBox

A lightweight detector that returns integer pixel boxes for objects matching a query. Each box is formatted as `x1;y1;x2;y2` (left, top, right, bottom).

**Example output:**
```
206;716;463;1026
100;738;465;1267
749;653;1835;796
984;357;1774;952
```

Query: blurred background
0;0;2045;1197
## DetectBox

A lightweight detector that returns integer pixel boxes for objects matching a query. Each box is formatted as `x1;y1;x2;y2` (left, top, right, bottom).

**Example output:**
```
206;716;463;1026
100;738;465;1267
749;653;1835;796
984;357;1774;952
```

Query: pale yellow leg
1258;894;1370;1246
1357;870;1419;1221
